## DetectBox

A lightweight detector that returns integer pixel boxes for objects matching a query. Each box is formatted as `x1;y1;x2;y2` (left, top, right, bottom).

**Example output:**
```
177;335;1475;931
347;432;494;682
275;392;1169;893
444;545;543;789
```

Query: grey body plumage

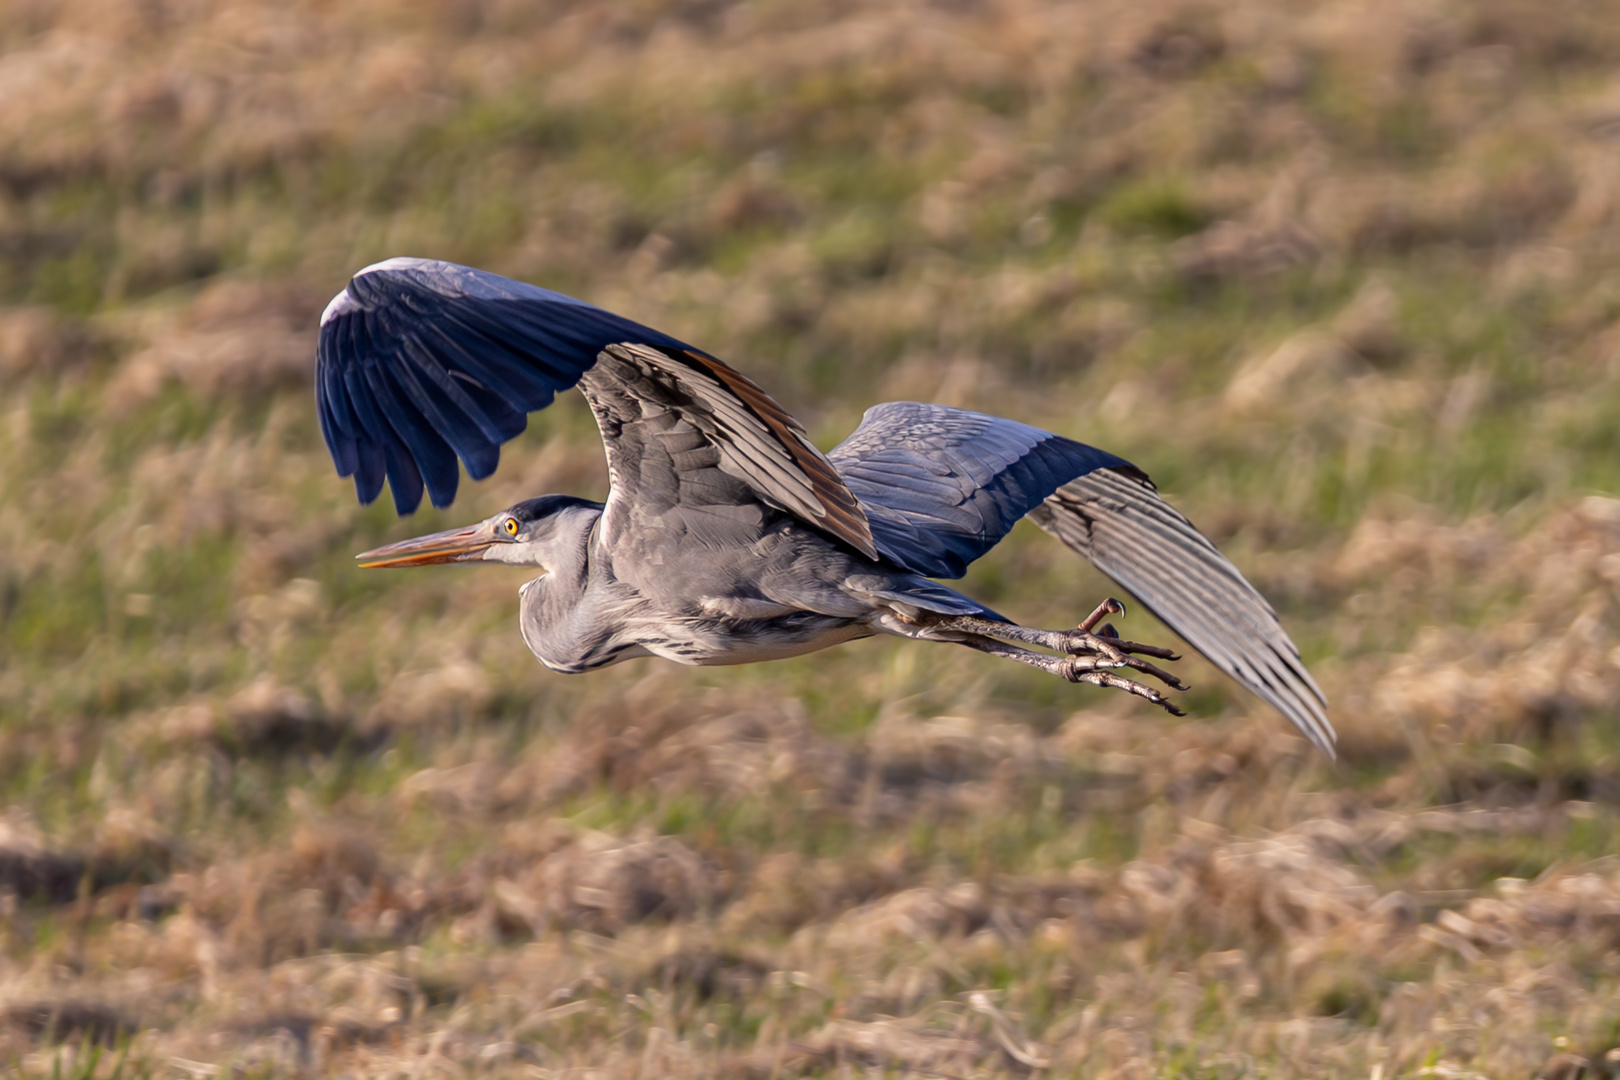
321;258;1335;758
508;497;886;674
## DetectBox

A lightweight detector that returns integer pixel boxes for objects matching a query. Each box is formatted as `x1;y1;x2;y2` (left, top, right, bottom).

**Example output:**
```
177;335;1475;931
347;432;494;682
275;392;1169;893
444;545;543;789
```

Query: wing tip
1304;716;1338;761
390;484;425;516
426;475;461;511
1278;688;1336;760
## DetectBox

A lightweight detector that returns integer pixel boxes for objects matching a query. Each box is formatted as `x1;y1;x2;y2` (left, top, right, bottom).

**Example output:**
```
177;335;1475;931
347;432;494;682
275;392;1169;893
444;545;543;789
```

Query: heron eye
504;519;519;537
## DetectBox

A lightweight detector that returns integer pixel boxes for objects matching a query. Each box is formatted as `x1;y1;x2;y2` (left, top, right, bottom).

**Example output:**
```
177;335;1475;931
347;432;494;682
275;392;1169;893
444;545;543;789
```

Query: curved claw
1077;597;1127;633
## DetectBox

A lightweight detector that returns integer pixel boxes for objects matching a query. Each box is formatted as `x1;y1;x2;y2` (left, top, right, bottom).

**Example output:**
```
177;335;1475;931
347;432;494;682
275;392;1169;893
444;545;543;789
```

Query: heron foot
1064;601;1181;662
1062;605;1186;690
1062;661;1188;716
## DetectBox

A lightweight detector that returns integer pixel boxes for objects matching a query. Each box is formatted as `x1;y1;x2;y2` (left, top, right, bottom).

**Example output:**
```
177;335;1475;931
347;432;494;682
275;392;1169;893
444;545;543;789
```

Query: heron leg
926;614;1188;691
947;633;1187;716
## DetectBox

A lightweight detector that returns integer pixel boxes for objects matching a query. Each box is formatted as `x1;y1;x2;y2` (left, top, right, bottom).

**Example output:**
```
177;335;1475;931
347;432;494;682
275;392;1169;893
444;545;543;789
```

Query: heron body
317;258;1336;757
503;496;884;673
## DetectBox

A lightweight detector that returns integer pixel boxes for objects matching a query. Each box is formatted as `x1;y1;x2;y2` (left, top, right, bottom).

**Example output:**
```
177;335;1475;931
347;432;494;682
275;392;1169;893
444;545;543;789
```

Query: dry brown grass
6;0;1620;1076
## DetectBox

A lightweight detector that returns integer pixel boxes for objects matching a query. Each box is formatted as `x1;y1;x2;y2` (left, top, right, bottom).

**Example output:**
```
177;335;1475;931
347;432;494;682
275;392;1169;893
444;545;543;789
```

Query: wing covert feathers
1029;467;1336;758
828;402;1131;579
578;343;878;559
676;349;876;558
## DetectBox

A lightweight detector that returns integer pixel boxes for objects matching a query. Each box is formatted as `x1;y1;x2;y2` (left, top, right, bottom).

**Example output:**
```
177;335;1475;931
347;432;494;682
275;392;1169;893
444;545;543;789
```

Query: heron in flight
316;258;1333;757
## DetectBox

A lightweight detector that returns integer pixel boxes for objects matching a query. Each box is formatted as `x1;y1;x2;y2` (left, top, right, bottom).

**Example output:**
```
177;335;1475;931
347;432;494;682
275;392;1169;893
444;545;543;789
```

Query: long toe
1100;635;1181;661
1122;656;1188;691
1068;665;1189;717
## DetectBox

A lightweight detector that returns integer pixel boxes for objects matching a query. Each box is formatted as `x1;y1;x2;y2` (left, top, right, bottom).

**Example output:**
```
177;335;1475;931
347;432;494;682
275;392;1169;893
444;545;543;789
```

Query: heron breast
638;613;873;667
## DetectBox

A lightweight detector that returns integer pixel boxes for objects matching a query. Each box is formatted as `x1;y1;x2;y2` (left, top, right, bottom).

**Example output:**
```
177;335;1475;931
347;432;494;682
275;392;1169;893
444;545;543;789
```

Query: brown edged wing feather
580;343;878;559
679;350;876;558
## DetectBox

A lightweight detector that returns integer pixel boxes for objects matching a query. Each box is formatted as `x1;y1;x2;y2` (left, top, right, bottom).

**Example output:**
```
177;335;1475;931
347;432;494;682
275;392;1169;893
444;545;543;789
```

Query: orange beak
356;522;496;568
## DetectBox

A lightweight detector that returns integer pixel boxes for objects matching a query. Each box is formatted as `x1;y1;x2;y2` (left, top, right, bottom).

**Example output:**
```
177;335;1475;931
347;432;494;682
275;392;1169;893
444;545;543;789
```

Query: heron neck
516;505;616;671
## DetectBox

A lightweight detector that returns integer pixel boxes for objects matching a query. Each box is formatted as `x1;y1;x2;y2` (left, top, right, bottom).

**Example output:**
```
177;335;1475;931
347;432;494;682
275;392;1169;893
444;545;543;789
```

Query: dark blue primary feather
315;257;691;513
828;402;1135;580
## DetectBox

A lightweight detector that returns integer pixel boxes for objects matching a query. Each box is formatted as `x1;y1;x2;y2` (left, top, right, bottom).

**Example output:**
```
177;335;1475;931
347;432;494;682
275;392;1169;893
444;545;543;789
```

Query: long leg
951;634;1187;716
928;613;1188;691
938;601;1179;660
869;610;1189;715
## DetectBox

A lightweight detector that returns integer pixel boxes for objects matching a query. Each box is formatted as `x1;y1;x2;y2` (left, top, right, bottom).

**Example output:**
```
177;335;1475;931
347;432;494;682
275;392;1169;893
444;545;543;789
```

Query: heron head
356;495;599;570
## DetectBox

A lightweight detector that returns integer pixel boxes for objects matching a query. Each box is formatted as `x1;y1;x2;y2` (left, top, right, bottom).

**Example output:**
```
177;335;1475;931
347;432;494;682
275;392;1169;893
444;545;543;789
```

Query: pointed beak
356;522;497;568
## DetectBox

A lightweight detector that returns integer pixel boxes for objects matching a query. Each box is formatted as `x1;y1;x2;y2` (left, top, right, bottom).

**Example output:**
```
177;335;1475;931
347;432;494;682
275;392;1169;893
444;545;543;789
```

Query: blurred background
4;0;1620;1075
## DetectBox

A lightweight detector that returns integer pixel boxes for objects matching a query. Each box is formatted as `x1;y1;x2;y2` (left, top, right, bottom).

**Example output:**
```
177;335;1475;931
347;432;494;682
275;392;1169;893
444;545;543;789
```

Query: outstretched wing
315;258;875;557
830;402;1333;756
1029;470;1333;757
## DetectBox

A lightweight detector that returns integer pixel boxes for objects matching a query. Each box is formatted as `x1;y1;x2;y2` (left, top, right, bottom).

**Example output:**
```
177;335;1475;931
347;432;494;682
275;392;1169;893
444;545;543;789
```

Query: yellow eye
504;518;519;536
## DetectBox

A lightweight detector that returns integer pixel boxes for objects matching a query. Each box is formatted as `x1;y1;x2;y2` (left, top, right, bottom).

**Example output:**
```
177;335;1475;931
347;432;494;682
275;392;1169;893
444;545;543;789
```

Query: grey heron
316;258;1334;757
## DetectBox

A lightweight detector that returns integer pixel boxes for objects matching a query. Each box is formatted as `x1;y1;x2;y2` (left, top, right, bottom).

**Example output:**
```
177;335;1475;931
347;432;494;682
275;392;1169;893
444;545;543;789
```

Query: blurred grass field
6;0;1620;1075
